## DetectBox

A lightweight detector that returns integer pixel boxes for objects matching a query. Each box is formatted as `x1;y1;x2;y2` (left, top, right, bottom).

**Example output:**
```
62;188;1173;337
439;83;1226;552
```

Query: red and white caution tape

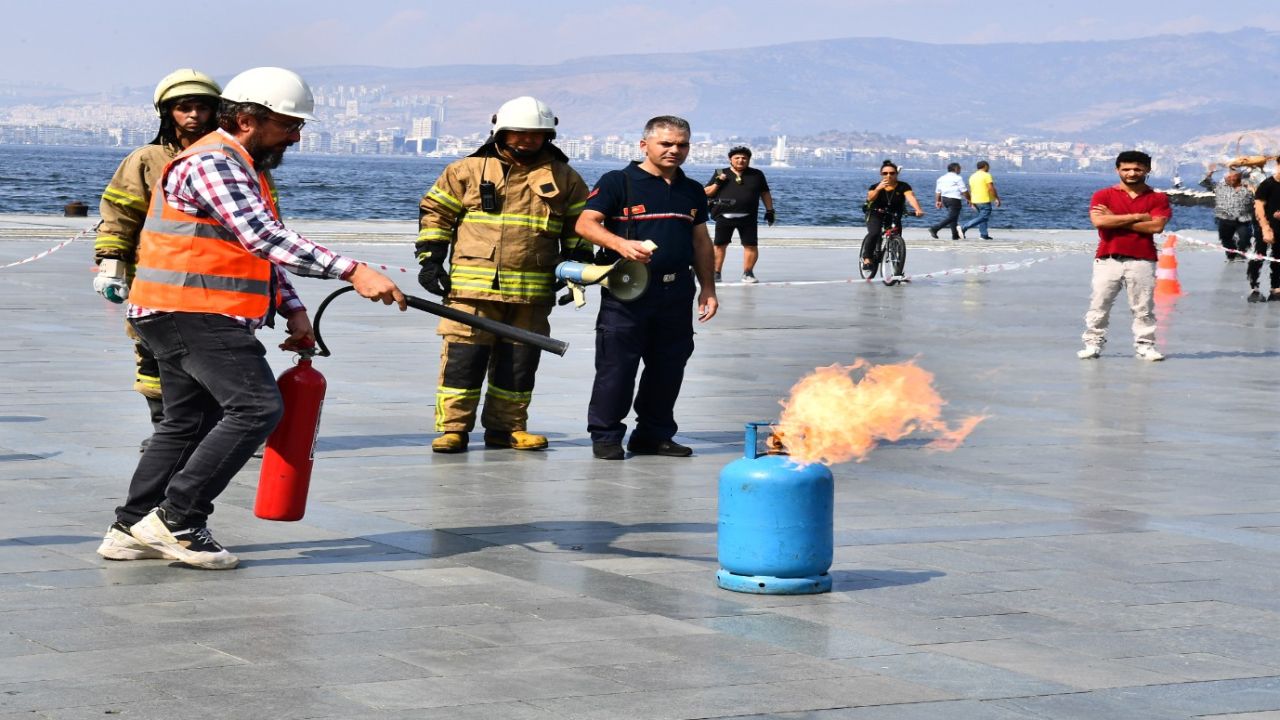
349;253;1065;288
355;260;413;273
738;255;1062;287
0;234;419;275
0;227;93;271
904;255;1061;282
1175;232;1280;264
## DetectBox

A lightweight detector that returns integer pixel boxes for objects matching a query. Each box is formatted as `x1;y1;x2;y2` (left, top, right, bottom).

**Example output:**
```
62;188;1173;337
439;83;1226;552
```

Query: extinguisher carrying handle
312;285;570;358
745;422;769;459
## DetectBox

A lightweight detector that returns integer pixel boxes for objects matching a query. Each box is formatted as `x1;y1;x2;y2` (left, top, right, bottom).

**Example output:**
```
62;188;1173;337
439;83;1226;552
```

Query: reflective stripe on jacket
130;132;280;318
416;144;590;304
96;144;178;261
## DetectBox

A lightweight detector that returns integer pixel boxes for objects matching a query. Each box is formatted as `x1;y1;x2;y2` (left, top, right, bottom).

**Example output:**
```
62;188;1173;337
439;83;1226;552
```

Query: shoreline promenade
3;215;1280;718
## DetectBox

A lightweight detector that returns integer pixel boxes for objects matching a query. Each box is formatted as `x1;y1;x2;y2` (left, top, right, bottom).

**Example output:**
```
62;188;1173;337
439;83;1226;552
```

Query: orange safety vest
131;131;280;318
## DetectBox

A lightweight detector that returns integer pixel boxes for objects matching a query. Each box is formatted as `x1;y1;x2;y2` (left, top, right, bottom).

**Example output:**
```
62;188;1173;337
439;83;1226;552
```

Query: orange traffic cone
1155;234;1182;298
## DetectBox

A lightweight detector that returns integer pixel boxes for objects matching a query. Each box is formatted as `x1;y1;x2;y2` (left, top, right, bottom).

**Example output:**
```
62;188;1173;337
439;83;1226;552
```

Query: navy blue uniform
585;161;709;445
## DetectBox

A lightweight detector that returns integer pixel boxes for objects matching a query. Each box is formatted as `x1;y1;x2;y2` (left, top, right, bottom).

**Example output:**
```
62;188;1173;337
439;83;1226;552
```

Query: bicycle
858;209;907;286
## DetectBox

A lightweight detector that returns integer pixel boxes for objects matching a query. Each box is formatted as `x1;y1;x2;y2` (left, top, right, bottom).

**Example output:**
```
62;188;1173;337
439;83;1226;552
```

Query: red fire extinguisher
255;348;326;521
249;283;571;522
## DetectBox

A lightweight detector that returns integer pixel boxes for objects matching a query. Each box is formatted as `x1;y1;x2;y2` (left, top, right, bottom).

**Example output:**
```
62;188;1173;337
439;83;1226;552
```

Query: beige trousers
1082;257;1157;348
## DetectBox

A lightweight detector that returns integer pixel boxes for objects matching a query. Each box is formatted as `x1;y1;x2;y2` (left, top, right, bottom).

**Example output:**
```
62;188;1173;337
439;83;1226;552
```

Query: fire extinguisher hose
311;285;570;358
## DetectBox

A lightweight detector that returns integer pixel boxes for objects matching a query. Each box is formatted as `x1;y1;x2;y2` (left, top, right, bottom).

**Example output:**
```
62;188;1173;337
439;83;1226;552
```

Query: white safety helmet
153;69;221;117
492;96;557;139
220;67;316;121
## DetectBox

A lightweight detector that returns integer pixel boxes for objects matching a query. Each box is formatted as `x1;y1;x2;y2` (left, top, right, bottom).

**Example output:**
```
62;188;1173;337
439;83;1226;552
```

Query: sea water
0;144;1216;231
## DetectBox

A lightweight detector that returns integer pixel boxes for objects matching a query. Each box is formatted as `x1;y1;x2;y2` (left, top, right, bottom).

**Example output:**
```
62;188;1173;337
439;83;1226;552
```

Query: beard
245;134;289;170
256;149;286;170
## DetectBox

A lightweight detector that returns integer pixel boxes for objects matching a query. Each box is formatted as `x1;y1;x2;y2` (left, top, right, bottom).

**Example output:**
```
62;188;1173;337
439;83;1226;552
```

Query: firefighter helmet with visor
492;96;557;139
153;69;221;117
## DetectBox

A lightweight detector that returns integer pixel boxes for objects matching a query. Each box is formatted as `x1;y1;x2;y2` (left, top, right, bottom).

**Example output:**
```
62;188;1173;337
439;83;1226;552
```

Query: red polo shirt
1091;185;1171;261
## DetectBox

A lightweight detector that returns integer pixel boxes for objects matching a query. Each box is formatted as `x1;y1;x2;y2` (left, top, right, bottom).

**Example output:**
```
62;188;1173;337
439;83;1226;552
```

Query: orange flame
775;359;985;466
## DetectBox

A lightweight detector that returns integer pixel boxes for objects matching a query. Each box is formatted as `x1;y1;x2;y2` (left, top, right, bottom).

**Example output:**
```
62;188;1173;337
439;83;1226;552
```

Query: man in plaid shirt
98;68;406;570
1200;164;1256;263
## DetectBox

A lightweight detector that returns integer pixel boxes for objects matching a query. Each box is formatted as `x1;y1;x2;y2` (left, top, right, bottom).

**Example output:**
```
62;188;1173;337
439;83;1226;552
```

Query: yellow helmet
153;69;221;117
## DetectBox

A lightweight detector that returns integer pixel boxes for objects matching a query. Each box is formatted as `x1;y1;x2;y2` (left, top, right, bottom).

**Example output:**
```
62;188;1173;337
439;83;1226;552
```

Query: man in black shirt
1253;157;1280;301
705;147;774;283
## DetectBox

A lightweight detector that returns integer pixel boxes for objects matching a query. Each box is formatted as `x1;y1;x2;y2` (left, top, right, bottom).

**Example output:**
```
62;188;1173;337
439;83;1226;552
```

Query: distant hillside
295;28;1280;144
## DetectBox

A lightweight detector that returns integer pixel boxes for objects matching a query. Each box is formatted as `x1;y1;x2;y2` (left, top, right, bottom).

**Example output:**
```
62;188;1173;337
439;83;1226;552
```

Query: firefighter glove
764;210;776;227
417;245;451;297
93;259;129;304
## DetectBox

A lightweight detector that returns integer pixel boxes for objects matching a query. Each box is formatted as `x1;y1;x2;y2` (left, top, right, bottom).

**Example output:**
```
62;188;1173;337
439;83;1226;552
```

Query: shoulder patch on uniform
625;204;646;216
588;188;599;199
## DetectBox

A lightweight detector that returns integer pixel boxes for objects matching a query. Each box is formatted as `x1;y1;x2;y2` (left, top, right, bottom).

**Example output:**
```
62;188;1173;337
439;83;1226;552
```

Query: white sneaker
1135;345;1165;361
96;522;171;561
742;272;758;284
129;508;239;570
1077;344;1102;360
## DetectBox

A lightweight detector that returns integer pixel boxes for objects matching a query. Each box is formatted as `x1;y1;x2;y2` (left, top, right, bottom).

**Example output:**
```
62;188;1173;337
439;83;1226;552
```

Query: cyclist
862;160;924;269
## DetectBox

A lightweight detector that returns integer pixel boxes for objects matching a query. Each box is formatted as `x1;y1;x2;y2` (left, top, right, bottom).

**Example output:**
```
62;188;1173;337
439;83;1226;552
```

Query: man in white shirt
929;163;969;239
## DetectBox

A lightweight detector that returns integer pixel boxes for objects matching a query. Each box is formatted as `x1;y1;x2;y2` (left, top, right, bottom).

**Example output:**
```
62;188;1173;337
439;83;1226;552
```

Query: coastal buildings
0;90;1228;175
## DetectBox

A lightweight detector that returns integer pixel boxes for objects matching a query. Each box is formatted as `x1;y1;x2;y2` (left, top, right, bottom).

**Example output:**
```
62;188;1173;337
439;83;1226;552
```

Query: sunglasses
881;171;898;176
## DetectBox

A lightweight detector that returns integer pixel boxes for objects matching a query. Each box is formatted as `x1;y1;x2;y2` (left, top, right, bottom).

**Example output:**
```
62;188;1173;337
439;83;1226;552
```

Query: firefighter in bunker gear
416;97;592;453
94;69;225;445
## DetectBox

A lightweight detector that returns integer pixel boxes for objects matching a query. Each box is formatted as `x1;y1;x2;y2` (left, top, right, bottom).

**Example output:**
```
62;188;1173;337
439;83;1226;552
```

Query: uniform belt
659;268;690;284
1099;254;1144;261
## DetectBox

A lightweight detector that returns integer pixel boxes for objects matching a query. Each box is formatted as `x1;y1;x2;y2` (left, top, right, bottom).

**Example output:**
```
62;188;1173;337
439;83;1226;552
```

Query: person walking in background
93;70;224;451
415;97;591;454
1253;157;1280;303
97;67;406;570
1078;150;1170;362
961;160;1000;239
1200;164;1255;263
704;146;774;283
576;116;718;461
929;162;969;239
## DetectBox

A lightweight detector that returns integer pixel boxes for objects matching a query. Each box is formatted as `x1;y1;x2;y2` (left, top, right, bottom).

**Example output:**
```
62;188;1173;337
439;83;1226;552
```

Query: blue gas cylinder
717;422;833;594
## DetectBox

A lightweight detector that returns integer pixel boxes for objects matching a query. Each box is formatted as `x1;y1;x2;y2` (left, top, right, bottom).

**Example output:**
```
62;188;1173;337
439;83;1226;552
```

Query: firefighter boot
484;430;548;450
431;432;469;454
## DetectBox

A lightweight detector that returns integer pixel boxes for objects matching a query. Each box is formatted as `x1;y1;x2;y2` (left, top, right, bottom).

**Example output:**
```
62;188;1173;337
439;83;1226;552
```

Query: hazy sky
7;0;1278;92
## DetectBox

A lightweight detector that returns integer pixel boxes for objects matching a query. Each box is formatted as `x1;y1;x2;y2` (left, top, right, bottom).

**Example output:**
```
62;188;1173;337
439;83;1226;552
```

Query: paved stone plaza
3;215;1280;719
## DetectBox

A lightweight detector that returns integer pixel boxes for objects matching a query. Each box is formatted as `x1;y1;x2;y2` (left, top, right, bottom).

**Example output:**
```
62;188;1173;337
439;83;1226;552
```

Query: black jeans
587;274;696;445
117;313;283;527
930;197;962;238
1248;223;1280;291
863;212;901;262
1216;218;1253;259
